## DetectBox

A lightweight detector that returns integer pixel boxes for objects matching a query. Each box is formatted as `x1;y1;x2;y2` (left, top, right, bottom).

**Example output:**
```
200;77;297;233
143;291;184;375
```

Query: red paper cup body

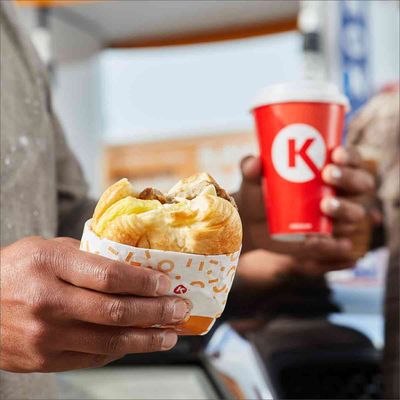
253;101;346;240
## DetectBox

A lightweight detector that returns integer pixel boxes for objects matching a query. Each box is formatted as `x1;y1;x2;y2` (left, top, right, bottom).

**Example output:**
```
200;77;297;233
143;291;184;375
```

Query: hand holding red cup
237;147;376;272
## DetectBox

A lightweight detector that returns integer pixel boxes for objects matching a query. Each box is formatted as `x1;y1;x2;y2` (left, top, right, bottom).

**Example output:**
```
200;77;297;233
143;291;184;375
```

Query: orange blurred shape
176;316;214;335
16;0;104;7
167;316;214;336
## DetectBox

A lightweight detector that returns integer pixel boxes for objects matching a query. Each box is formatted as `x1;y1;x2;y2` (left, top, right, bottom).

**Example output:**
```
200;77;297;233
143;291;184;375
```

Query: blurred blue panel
339;0;371;138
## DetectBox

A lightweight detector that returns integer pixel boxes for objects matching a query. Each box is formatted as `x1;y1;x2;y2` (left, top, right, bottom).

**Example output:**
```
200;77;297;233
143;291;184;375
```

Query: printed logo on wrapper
271;123;327;183
174;284;188;295
80;220;241;335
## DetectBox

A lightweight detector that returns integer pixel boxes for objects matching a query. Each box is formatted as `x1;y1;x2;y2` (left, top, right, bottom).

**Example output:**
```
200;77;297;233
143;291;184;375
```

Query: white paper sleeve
80;220;240;335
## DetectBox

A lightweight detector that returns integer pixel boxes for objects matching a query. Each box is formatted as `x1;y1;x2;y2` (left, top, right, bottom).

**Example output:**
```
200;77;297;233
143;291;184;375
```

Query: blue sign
339;0;371;138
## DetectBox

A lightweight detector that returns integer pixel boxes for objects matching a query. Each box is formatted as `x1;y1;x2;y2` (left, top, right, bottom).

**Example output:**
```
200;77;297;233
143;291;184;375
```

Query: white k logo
271;124;327;183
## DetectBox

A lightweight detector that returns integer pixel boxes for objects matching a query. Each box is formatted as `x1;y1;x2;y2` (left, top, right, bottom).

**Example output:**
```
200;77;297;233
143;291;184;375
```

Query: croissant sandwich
91;173;242;255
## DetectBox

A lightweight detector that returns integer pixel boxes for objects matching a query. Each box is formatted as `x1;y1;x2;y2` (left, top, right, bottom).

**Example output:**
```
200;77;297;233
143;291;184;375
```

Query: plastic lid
251;81;350;111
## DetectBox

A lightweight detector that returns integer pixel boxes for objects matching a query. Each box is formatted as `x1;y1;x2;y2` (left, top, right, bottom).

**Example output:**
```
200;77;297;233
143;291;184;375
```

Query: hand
236;146;376;274
237;249;296;287
0;237;191;373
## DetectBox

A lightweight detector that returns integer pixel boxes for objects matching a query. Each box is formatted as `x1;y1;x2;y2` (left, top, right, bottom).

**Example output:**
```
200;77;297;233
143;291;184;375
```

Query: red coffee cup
251;81;349;241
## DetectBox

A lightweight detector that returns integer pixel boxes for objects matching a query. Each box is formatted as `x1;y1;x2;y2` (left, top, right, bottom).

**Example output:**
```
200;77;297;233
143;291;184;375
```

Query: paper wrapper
80;220;240;335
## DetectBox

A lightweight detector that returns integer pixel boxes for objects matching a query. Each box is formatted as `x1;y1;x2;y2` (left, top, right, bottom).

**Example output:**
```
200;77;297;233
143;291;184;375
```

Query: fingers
61;325;178;356
50;245;171;296
302;235;353;262
301;258;355;276
331;146;362;168
332;222;359;236
46;325;178;373
320;197;366;223
60;284;191;327
324;146;375;194
240;155;262;184
238;156;266;223
322;164;375;194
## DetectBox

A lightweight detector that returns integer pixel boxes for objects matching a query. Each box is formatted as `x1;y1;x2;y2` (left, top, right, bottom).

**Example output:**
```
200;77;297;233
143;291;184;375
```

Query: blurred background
16;0;399;197
13;1;399;399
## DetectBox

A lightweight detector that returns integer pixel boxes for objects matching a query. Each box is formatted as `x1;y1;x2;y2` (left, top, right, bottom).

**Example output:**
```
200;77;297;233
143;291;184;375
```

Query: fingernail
329;165;342;180
332;147;348;164
330;165;342;179
161;331;178;350
329;197;340;210
156;275;171;295
321;197;340;213
172;299;191;323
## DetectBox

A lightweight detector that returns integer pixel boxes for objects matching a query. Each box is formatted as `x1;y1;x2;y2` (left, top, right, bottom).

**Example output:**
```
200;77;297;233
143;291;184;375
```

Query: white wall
100;32;302;144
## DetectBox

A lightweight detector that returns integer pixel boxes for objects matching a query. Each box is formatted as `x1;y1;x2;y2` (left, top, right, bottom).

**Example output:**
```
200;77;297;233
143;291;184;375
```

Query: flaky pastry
91;173;242;255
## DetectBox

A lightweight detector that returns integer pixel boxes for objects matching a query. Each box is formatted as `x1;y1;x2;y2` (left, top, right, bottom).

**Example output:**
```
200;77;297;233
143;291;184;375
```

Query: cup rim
251;80;350;111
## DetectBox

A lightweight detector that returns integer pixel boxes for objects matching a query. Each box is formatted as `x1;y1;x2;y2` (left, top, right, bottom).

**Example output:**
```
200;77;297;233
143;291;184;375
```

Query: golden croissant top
91;173;242;255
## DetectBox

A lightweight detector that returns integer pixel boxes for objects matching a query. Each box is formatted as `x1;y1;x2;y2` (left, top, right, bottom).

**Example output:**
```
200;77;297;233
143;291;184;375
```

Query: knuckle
107;299;128;325
146;331;164;351
356;171;374;192
29;321;50;349
27;288;53;316
139;271;158;295
30;240;64;275
157;299;175;324
95;264;118;292
30;240;49;269
347;205;365;222
104;332;129;354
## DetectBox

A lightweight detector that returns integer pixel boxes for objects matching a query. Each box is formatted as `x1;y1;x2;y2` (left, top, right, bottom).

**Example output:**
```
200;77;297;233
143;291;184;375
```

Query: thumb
240;155;262;184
